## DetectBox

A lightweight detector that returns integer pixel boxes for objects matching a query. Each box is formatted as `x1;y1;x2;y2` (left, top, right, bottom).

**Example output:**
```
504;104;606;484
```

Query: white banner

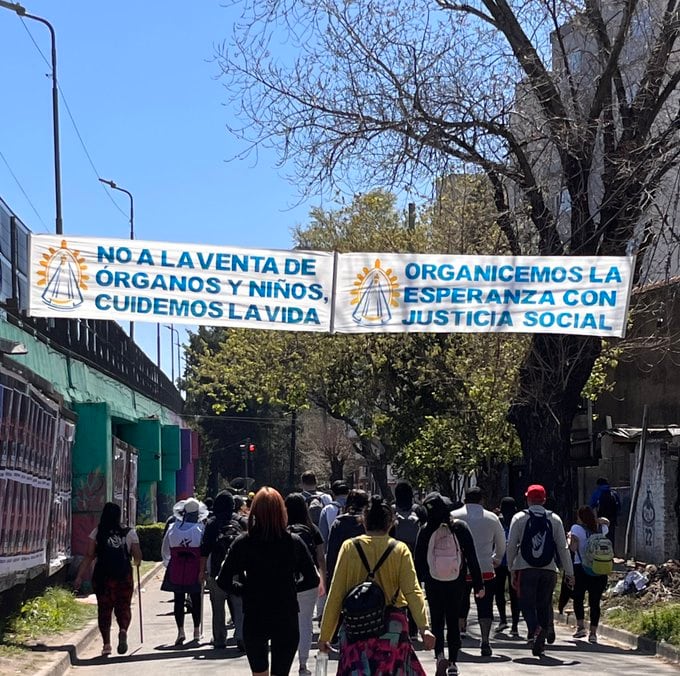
28;237;635;337
29;236;336;331
333;253;634;337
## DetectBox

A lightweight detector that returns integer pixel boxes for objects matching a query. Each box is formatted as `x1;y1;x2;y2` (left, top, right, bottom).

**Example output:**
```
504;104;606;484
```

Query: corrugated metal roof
602;426;680;441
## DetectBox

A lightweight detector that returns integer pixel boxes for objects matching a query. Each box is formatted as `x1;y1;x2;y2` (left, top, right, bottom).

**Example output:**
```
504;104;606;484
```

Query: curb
33;562;164;676
555;607;680;665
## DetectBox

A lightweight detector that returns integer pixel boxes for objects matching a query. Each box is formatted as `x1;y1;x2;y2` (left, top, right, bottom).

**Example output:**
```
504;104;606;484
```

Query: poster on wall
28;235;635;338
0;371;71;578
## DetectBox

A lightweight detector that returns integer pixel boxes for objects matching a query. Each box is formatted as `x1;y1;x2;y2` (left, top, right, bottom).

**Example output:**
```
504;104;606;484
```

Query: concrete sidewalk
24;567;680;676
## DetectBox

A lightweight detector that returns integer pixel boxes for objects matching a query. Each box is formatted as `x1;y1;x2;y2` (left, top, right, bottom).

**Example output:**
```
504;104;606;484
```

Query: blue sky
0;1;319;378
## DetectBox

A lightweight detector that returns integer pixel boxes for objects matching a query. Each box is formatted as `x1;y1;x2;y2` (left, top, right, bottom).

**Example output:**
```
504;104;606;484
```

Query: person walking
198;490;244;650
393;481;426;640
507;484;574;657
285;493;327;676
568;505;610;643
74;502;142;656
161;497;205;646
218;486;319;676
325;488;369;587
318;495;435;675
589;477;621;553
415;492;484;676
318;480;349;546
451;486;506;657
300;470;332;527
493;496;520;638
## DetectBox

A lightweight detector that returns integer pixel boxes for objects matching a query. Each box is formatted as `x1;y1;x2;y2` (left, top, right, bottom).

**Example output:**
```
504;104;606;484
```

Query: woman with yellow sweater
318;495;435;675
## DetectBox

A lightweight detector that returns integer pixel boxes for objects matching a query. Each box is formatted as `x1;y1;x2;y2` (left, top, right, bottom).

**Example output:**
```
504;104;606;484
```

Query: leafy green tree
216;0;680;514
184;189;525;498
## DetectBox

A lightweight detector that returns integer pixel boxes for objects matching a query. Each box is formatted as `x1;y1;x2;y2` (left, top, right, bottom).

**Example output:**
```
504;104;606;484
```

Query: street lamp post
99;178;135;340
164;324;180;386
98;179;134;239
0;1;62;235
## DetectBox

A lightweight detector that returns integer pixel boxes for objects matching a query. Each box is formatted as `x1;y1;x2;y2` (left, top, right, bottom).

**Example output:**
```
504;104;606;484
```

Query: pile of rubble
605;559;680;608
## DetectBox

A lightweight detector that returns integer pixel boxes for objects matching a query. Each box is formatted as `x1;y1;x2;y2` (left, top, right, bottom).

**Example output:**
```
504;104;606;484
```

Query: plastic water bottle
315;651;329;676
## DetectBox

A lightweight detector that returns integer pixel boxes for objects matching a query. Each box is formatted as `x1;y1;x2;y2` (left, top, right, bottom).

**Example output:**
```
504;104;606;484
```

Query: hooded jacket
414;492;483;591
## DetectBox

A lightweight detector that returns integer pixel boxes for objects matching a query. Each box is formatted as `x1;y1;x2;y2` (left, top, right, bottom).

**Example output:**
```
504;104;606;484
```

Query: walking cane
136;564;144;644
199;580;205;639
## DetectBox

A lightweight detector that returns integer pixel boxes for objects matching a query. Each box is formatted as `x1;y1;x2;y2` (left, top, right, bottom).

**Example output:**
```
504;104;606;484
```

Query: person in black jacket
198;490;244;650
218;486;319;676
325;488;369;588
415;492;484;676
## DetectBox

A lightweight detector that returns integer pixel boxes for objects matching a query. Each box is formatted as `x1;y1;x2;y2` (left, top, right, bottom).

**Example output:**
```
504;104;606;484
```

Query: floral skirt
337;608;426;676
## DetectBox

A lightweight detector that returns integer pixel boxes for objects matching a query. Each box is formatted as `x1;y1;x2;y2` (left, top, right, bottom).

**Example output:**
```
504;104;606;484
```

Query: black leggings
493;565;520;627
173;592;201;628
572;564;607;627
459;578;495;623
426;579;465;662
243;612;299;675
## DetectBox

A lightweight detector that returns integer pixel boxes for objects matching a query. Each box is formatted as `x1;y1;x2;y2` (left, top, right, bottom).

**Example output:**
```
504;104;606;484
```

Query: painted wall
631;440;680;562
0;321;189;548
0;321;180;425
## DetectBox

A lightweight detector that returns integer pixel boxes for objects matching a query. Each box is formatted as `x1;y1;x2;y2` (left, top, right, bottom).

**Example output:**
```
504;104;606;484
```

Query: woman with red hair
218;487;319;676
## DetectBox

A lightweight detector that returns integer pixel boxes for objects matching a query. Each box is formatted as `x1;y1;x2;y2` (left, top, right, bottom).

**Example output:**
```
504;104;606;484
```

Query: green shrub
639;604;680;645
136;522;166;561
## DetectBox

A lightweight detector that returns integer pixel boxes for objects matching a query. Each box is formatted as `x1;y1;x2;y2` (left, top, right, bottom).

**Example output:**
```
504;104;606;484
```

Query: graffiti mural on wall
642;486;656;548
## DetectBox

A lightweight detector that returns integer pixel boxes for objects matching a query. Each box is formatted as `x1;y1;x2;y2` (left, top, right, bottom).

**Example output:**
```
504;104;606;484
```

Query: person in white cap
161;497;206;645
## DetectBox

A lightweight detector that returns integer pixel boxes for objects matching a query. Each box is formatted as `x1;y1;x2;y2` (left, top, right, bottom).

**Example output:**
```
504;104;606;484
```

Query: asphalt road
65;568;680;675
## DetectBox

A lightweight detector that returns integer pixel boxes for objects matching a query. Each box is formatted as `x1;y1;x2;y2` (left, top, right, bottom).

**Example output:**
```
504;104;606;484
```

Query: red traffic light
248;443;256;452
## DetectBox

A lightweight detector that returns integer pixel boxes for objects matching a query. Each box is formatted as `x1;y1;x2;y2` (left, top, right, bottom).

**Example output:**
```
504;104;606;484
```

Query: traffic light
248;443;256;453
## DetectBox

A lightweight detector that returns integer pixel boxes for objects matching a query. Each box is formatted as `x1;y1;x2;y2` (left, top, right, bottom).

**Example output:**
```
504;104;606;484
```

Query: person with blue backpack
415;492;484;676
568;505;613;644
507;484;574;658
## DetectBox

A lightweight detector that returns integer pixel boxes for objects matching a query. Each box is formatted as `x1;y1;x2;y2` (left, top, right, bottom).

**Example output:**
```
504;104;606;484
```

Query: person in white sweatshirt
507;484;574;658
451;486;506;658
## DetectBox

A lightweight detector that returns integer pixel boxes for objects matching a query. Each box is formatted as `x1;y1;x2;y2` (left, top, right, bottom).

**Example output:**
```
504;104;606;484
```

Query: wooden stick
136;565;144;643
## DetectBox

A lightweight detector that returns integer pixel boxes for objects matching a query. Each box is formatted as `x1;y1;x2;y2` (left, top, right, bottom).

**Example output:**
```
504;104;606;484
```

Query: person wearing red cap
506;484;574;658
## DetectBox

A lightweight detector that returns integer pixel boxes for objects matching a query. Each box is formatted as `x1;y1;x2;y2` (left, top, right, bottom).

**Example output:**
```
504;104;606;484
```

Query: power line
19;18;129;223
0;148;50;232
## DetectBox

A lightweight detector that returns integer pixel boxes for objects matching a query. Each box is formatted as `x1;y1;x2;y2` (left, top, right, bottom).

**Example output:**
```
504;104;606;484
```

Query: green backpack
582;530;614;576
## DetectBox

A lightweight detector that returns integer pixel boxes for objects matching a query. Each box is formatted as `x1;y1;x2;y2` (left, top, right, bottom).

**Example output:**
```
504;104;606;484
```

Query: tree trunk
329;455;345;483
370;463;394;501
508;334;601;522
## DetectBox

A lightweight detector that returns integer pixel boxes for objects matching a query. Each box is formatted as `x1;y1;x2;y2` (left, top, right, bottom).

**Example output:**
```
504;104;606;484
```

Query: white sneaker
572;627;587;639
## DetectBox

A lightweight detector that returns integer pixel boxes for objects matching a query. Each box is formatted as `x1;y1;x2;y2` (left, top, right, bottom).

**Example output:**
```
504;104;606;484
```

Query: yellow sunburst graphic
350;258;400;325
36;239;89;310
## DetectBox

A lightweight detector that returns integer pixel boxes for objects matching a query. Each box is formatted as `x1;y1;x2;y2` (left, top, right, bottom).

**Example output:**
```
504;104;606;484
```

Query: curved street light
0;1;62;234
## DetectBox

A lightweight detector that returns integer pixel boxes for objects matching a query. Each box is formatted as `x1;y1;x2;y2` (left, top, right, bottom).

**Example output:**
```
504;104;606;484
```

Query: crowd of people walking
76;471;618;676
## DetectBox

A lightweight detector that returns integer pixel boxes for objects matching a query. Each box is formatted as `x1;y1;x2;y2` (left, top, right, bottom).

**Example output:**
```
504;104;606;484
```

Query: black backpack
97;528;131;579
520;510;556;567
288;523;318;567
210;519;243;578
305;492;325;526
342;539;397;642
